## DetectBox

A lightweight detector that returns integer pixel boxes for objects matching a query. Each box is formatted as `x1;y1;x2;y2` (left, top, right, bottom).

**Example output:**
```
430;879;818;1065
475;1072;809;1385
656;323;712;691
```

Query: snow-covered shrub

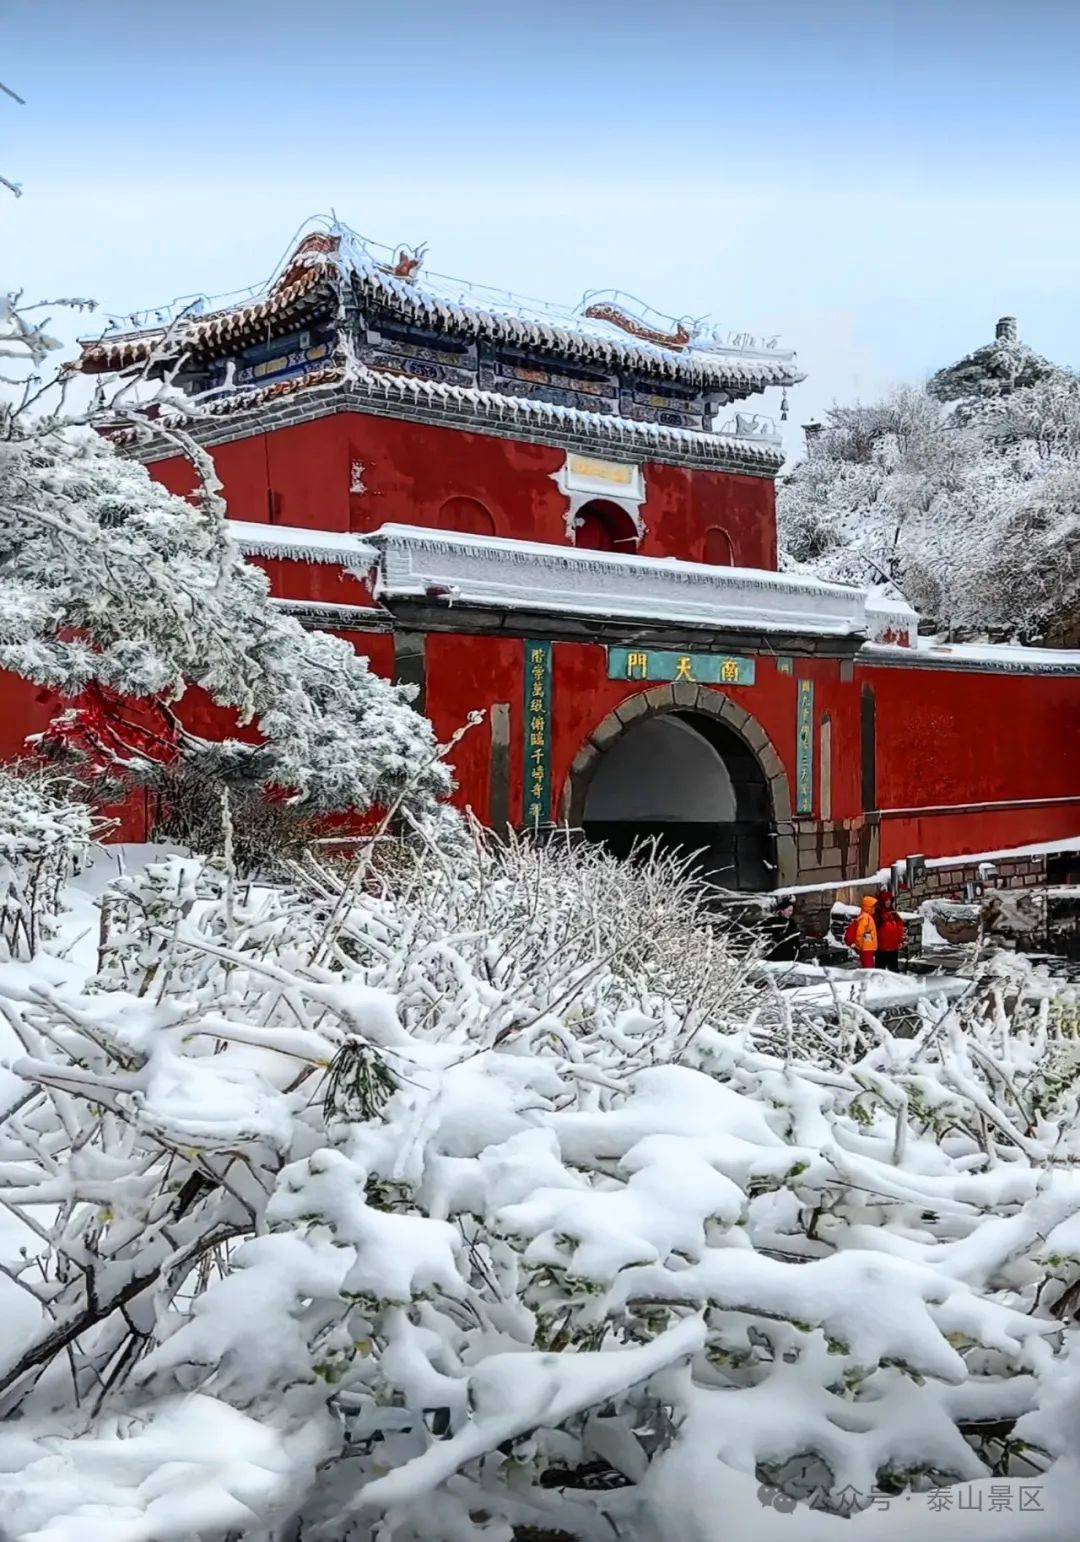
135;745;325;876
0;418;448;817
1;840;1079;1538
0;763;94;957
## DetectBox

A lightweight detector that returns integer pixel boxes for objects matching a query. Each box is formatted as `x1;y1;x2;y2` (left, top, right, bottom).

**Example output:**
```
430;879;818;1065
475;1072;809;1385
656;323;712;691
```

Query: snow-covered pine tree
778;321;1080;644
0;338;448;823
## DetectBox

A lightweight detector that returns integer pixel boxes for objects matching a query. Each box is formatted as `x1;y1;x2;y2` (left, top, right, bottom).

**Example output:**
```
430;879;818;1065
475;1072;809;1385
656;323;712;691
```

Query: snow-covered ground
1;830;1079;1539
757;960;969;1015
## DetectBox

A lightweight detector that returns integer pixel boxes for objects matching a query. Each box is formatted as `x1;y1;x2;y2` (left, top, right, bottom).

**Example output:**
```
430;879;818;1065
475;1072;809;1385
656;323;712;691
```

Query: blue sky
4;0;1079;449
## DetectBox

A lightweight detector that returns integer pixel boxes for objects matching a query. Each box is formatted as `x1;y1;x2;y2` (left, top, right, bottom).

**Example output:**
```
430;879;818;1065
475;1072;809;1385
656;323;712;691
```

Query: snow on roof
341;365;786;466
79;221;805;394
135;362;786;471
367;524;869;637
336;225;805;391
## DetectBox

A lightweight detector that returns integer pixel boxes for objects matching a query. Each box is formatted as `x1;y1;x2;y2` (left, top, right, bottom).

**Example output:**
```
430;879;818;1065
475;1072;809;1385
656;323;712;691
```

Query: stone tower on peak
928;314;1063;402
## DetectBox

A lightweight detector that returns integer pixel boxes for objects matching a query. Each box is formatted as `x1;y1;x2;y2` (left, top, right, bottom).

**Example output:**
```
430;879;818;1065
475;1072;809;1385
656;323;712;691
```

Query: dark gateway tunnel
580;710;777;890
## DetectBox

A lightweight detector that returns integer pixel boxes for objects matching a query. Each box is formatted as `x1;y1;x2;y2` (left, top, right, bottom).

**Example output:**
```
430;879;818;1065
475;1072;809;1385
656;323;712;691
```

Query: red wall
865;665;1076;808
145;410;778;568
3;610;1076;875
425;635;524;824
248;555;376;607
0;673;63;760
862;663;1079;862
420;638;1079;865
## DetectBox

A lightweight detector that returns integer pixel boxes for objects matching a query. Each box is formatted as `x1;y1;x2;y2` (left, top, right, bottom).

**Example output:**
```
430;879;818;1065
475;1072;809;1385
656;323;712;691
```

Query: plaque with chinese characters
607;648;755;686
796;678;814;815
523;640;553;826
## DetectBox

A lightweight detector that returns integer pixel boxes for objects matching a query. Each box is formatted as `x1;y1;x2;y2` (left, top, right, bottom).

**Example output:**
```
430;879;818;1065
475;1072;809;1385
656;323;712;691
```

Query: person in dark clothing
874;890;906;971
763;896;802;962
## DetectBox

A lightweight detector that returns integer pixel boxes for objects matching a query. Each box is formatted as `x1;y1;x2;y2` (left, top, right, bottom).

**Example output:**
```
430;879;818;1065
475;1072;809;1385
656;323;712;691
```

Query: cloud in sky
4;0;1079;455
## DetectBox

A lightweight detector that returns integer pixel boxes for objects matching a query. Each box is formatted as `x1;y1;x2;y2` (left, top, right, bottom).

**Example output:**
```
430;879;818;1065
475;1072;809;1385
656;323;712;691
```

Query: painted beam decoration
524;640;553;825
796;678;815;815
607;647;755;686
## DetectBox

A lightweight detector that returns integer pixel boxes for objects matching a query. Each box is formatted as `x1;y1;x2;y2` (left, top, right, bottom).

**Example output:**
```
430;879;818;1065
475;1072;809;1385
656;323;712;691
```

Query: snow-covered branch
0;820;1077;1537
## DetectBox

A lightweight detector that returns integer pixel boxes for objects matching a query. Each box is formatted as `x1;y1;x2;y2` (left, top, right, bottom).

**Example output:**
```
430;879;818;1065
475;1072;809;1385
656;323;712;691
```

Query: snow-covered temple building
72;223;1078;888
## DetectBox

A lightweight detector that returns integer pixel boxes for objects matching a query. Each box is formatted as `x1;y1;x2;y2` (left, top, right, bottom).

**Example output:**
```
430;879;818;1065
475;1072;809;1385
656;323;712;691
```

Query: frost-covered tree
1;822;1079;1539
0;412;448;819
0;266;449;829
779;324;1080;643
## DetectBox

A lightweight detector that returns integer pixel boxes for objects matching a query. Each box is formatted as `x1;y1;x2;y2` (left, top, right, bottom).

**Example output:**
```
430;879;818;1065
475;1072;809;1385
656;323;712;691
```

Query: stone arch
561;682;796;888
703;525;734;566
572;499;640;552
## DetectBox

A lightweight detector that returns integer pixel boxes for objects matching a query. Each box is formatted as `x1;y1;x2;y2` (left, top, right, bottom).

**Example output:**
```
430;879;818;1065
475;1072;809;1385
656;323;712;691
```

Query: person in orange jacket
844;895;879;968
874;890;906;972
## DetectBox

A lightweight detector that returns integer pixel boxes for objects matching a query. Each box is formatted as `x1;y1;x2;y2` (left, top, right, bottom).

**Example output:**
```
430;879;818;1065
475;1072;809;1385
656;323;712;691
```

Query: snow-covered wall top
863;637;1080;676
227;520;1080;673
864;587;919;648
367;524;869;637
229;521;377;569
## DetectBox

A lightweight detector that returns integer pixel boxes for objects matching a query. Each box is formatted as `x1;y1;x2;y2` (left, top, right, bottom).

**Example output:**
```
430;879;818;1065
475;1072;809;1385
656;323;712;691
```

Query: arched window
573;499;639;552
436;496;496;537
703;526;734;566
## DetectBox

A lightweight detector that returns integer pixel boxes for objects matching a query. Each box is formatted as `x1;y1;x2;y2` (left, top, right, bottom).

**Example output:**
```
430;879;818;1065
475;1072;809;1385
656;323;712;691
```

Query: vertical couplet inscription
796;678;815;815
524;640;553;826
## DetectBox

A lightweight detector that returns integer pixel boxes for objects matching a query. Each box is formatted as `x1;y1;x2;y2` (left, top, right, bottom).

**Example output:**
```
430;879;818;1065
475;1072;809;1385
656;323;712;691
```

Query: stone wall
792;843;1079;938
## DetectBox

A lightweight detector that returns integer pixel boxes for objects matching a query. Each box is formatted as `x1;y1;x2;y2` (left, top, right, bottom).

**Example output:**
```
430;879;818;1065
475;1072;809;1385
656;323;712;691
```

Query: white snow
0;426;445;815
370;523;871;636
863;637;1080;674
2;830;1079;1537
338;360;789;463
778;371;1080;639
228;519;378;570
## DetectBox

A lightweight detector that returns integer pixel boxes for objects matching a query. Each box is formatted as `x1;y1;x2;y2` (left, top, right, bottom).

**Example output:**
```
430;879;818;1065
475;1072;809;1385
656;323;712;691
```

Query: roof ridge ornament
581;291;697;352
381;243;428;281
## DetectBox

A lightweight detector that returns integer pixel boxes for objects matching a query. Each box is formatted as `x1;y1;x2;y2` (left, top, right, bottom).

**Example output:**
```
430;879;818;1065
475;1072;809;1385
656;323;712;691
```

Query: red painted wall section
0;672;62;759
249;556;376;608
862;663;1080;862
345;416;569;547
149;455;199;502
634;464;776;570
866;666;1077;807
879;804;1080;864
789;657;862;822
424;634;523;825
142;409;778;566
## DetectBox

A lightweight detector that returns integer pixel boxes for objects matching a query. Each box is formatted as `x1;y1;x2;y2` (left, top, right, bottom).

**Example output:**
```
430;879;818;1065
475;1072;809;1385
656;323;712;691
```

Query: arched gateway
562;684;796;890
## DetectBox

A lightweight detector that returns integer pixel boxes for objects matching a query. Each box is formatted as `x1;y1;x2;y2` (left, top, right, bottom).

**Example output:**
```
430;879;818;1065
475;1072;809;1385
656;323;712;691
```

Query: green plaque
524;640;553;826
607;647;755;686
796;678;814;815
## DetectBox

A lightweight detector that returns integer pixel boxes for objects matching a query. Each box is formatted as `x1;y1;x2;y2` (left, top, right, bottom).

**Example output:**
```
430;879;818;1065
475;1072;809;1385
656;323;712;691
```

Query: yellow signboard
566;454;636;487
